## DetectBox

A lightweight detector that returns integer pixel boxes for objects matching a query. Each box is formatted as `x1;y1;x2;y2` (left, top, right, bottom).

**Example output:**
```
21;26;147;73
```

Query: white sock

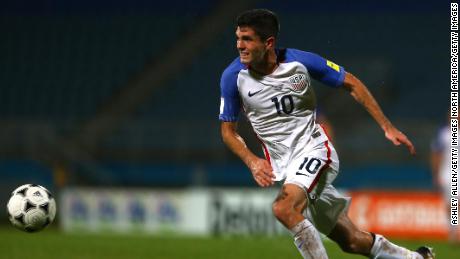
289;219;328;259
369;234;422;259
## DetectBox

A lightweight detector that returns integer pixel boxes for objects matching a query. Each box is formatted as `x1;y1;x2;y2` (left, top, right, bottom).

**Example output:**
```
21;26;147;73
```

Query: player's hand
248;158;275;187
384;126;416;155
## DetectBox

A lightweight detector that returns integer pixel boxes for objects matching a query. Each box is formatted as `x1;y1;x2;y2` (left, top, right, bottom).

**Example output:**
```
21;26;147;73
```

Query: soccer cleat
415;246;435;259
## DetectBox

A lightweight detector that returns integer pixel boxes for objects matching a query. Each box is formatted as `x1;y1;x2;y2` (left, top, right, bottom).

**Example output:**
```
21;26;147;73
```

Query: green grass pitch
0;227;458;259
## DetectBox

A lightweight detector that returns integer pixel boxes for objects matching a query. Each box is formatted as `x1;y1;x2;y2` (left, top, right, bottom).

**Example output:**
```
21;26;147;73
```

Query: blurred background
0;0;451;241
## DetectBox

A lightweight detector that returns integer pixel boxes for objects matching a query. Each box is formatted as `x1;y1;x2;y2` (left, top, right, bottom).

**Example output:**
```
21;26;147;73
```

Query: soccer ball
7;184;56;232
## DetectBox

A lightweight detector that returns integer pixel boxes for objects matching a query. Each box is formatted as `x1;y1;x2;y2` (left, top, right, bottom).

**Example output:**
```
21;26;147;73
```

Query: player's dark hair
236;9;280;41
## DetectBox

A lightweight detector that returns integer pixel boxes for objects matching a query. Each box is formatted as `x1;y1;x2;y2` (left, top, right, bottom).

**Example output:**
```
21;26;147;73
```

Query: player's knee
272;199;296;223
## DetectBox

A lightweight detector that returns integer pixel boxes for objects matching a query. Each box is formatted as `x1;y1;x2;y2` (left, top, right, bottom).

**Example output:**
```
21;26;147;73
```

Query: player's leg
272;183;328;259
326;212;372;255
327;212;433;259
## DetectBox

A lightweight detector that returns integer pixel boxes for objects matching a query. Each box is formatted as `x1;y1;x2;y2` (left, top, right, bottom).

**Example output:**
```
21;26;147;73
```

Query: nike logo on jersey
295;172;309;177
248;89;262;97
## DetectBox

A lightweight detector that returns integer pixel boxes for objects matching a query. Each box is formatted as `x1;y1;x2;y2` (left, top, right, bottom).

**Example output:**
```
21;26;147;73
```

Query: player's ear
265;36;275;49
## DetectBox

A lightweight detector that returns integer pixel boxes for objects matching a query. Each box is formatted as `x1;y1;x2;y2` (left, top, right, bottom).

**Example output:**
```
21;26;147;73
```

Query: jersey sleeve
219;66;241;122
289;49;346;87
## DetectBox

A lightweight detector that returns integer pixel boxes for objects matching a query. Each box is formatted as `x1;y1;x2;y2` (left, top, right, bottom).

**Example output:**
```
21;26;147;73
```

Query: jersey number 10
271;95;294;115
296;157;322;176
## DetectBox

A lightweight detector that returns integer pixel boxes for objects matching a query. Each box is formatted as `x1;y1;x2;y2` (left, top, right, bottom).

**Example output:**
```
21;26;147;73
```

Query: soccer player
219;9;434;259
431;118;459;242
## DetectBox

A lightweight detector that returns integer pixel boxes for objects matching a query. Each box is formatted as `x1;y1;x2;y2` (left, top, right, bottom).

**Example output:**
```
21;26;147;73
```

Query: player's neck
250;50;278;75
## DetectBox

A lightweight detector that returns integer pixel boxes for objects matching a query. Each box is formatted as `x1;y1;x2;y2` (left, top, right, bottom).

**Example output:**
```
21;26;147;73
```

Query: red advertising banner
348;191;449;240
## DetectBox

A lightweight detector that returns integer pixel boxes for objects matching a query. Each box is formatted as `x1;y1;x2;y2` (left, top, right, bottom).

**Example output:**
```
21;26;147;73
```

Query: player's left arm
342;72;416;155
292;50;414;154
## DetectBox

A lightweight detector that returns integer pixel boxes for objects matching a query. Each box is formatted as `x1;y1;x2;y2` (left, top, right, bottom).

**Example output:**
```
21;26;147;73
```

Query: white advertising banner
207;189;286;235
60;188;286;235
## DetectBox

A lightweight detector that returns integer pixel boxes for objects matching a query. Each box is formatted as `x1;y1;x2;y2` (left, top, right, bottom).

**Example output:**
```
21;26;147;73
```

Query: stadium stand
0;0;447;191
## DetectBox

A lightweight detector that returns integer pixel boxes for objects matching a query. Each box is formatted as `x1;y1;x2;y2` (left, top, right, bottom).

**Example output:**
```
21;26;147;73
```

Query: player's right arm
221;122;274;187
219;60;274;187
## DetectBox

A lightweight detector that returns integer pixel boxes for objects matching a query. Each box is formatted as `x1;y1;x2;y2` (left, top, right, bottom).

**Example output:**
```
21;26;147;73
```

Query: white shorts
284;141;350;235
284;140;339;193
304;168;350;235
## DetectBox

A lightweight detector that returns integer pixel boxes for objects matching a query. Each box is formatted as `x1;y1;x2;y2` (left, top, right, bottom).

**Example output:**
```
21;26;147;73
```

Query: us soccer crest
288;73;309;92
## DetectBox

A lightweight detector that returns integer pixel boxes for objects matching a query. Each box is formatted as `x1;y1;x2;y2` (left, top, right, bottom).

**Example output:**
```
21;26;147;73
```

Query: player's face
236;26;268;65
